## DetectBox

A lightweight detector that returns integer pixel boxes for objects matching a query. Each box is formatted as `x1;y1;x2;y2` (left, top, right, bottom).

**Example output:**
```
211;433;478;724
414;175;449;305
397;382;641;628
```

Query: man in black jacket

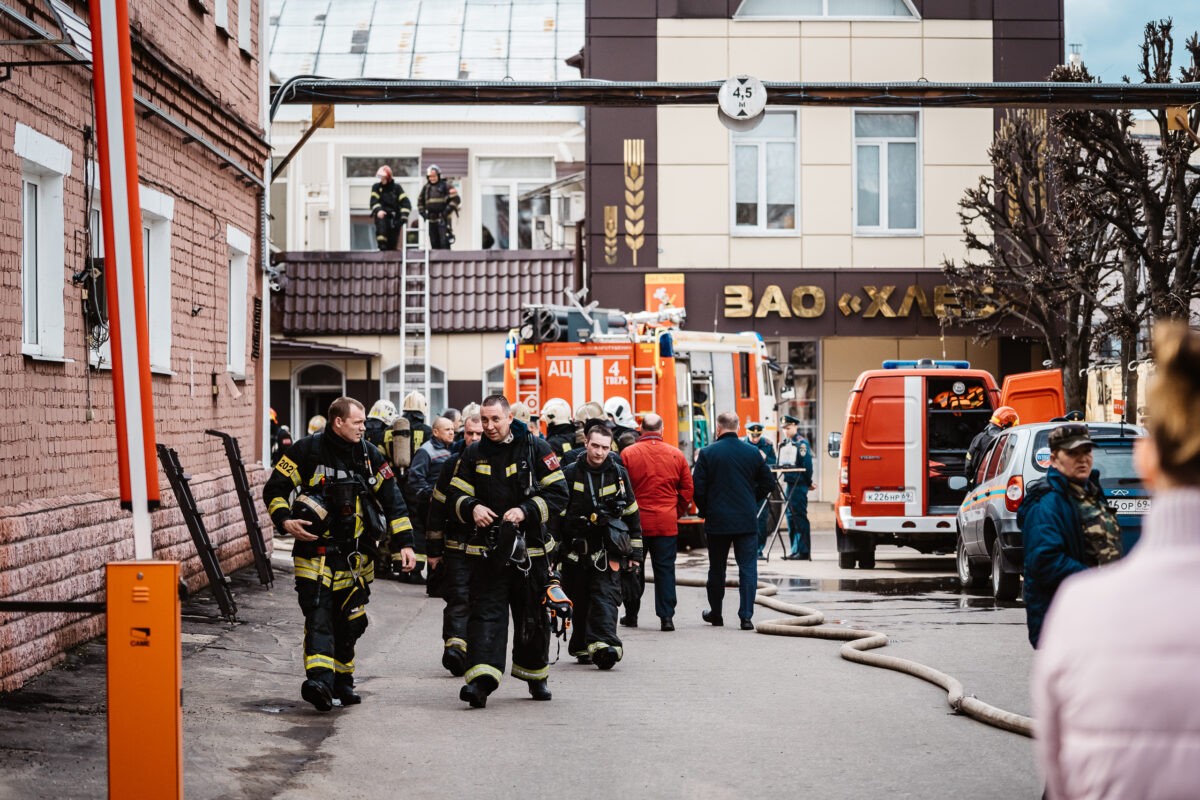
370;165;411;251
693;411;775;631
557;426;643;670
444;395;568;708
263;397;416;711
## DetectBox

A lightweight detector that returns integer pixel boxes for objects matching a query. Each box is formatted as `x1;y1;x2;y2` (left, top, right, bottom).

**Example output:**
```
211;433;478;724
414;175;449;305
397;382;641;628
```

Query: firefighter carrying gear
263;430;413;709
544;577;573;637
556;453;643;670
445;418;568;703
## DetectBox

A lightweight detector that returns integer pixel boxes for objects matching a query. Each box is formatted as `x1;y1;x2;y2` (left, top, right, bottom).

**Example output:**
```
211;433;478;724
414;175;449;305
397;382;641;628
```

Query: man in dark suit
692;412;776;630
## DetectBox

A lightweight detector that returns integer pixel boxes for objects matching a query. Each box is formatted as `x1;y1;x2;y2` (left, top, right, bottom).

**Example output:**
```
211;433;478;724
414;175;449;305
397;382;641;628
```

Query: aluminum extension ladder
399;241;431;401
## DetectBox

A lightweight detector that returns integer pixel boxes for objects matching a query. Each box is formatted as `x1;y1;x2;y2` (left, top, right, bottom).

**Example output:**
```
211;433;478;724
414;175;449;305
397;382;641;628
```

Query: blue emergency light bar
882;359;971;369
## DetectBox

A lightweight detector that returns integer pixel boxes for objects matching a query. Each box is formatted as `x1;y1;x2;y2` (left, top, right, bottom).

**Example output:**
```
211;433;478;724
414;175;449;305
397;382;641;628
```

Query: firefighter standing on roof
556;425;642;669
426;412;484;676
262;397;415;712
370;165;411;251
418;164;460;249
445;395;568;708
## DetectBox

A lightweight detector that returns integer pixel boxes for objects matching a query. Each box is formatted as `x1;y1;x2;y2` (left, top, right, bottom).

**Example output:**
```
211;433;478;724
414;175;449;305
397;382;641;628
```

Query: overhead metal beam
270;77;1200;119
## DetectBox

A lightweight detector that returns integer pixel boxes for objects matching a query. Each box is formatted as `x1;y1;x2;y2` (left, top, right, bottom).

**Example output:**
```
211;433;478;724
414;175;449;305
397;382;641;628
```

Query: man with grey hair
692;411;774;630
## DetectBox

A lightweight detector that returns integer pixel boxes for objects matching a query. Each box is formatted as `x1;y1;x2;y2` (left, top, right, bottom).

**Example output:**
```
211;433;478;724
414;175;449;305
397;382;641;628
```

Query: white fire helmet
604;396;636;428
402;391;429;415
368;399;398;425
512;403;531;424
541;398;572;426
575;401;605;422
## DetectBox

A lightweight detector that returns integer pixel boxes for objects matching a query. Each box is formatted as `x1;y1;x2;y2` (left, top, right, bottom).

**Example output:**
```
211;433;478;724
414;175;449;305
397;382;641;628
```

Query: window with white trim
227;225;251;375
854;111;921;234
383;364;447;417
483;363;505;400
731;111;798;234
140;187;175;372
346;156;419;250
236;0;252;52
214;0;228;31
735;0;918;19
478;157;554;250
16;124;70;361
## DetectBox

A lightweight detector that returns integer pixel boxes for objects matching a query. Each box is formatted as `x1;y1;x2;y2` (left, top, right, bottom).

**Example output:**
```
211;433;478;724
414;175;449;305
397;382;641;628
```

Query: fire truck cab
828;359;1063;569
504;304;776;463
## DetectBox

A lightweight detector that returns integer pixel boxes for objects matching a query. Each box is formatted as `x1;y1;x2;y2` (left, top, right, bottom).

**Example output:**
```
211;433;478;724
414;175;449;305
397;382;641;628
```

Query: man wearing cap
744;422;777;558
1017;423;1123;648
777;415;815;560
370;165;411;251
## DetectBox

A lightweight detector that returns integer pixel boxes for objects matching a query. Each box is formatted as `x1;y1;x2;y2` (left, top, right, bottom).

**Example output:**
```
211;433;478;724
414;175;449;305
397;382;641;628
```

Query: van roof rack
881;359;971;370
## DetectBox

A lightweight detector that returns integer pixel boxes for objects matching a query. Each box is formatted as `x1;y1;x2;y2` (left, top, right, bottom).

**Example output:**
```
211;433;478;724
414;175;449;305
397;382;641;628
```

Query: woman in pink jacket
1031;321;1200;799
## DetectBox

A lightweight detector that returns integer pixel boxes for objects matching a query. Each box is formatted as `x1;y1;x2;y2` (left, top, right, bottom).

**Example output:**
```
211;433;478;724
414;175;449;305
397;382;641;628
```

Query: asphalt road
0;525;1039;799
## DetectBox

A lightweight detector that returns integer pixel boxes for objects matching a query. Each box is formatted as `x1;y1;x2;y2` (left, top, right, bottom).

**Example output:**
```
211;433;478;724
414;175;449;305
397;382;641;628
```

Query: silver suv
955;421;1146;600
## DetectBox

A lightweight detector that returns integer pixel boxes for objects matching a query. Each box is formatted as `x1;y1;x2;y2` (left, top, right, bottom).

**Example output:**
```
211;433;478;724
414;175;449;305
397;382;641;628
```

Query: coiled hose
670;574;1033;737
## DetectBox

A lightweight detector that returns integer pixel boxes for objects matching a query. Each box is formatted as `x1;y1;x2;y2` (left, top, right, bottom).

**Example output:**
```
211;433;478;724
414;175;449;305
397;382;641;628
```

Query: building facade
1;0;271;689
585;0;1062;501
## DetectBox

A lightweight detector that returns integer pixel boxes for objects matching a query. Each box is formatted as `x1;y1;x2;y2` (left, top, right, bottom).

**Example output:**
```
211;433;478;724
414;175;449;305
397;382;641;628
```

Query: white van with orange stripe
828;360;1062;569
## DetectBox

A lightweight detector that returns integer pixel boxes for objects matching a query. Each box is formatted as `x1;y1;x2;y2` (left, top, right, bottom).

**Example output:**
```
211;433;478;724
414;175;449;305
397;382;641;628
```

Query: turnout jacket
445;419;568;552
370;180;411;222
425;444;471;559
263;432;414;558
558;455;644;564
418;178;460;219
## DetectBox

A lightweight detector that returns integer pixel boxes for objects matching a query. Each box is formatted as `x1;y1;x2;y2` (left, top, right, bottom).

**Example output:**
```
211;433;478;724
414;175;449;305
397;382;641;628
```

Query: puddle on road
761;575;1022;610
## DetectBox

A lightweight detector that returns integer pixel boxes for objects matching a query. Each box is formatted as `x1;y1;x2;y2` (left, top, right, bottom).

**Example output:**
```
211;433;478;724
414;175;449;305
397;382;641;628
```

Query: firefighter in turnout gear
425;413;484;676
556;425;643;669
417;164;460;249
365;399;401;577
445;395;569;708
542;398;577;461
370;165;411;251
397;391;434;582
262;397;416;711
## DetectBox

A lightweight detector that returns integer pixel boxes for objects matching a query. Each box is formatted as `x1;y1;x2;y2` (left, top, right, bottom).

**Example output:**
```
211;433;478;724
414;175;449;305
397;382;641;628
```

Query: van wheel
992;546;1020;601
957;536;987;592
838;552;857;569
857;552;876;570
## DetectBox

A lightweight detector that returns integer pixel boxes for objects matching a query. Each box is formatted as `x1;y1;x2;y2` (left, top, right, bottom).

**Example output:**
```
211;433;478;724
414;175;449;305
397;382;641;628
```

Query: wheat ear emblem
604;205;619;265
624;138;645;266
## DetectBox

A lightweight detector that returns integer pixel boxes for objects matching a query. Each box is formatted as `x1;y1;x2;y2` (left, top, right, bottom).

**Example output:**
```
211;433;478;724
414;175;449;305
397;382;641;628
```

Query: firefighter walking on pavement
262;397;416;712
557;425;642;669
445;395;569;708
425;413;484;676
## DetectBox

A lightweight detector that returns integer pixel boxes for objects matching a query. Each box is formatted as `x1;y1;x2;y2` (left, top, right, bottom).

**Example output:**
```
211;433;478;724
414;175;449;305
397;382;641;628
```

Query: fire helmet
542;398;572;426
575;401;604;423
402;391;429;415
512;402;531;424
604;396;636;428
990;406;1020;428
368;399;398;425
291;493;330;537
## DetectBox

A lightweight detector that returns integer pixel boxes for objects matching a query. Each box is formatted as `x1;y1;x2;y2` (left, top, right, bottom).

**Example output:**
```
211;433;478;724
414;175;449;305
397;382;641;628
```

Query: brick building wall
1;0;270;689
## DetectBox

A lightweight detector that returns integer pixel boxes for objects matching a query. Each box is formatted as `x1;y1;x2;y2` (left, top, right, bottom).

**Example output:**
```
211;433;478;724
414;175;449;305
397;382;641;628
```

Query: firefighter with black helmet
263;396;416;712
444;394;568;708
556;424;642;669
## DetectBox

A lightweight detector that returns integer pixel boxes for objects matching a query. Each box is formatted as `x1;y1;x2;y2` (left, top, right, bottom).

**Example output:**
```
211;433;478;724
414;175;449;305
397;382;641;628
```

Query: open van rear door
1000;369;1065;424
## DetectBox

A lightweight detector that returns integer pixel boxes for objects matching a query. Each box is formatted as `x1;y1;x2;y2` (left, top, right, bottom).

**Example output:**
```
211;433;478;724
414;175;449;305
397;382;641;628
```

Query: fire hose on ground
667;574;1033;737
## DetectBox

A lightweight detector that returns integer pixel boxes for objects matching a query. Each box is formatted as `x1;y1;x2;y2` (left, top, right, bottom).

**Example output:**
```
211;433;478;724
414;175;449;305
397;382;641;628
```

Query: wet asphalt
0;515;1038;799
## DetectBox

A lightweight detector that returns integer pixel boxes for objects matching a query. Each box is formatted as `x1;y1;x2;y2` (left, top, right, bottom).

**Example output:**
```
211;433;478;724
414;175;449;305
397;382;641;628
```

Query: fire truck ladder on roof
632;366;657;416
399;244;431;402
516;367;541;412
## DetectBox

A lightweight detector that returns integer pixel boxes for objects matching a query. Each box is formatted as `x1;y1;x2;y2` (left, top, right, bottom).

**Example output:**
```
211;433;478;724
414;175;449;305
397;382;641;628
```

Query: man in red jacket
620;413;694;631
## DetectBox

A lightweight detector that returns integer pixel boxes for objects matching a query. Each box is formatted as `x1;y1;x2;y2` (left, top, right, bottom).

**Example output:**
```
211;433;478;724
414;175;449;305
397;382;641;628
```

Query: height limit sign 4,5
717;75;767;132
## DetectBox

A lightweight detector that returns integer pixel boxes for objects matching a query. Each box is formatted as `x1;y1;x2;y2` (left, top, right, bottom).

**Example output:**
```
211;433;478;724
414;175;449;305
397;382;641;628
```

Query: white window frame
382;363;447;416
15;123;71;362
483;362;505;400
730;110;801;237
226;225;251;377
236;0;252;53
213;0;228;32
733;0;920;21
141;186;175;373
476;156;556;251
852;109;923;237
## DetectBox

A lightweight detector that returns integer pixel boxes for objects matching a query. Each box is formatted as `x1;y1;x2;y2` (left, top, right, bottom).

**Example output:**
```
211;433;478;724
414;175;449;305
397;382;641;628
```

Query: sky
1064;0;1196;82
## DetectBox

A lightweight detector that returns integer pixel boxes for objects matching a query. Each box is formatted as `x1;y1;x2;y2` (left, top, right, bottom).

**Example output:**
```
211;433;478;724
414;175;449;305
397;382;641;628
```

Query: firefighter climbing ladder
399;243;431;402
156;444;238;620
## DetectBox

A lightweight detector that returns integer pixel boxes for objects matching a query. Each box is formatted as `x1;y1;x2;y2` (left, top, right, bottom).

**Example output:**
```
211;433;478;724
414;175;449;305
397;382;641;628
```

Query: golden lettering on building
790;286;825;318
724;285;753;318
934;285;961;318
754;285;791;318
896;284;933;317
862;285;896;318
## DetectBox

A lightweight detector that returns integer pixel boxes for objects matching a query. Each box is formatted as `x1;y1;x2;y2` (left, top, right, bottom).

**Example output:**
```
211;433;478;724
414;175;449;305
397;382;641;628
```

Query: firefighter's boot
527;679;552;701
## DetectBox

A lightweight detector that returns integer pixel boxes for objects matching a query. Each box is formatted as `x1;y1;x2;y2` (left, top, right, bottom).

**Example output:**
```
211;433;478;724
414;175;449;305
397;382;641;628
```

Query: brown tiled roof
274;250;575;335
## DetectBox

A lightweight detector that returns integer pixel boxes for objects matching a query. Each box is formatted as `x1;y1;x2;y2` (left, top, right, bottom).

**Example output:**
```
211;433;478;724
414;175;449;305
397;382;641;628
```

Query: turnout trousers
463;555;551;688
562;556;623;662
620;562;645;622
294;549;373;692
441;548;471;657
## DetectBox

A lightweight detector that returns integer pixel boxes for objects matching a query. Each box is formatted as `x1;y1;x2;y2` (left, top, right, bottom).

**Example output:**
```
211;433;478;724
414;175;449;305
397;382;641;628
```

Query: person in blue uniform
778;415;815;561
744;422;777;558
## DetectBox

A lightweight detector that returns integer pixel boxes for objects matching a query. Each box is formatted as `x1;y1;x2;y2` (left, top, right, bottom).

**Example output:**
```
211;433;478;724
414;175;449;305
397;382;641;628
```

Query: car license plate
864;489;915;504
1108;497;1151;514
